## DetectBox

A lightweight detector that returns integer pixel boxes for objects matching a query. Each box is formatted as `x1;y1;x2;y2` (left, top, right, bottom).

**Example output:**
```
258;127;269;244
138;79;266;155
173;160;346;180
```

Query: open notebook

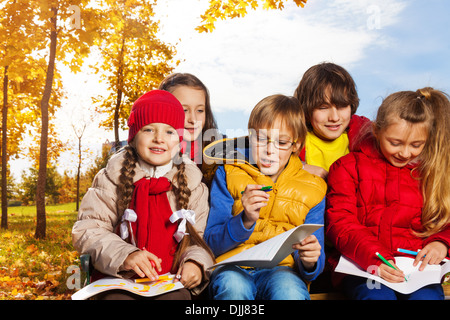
71;274;183;300
335;255;450;294
209;224;323;269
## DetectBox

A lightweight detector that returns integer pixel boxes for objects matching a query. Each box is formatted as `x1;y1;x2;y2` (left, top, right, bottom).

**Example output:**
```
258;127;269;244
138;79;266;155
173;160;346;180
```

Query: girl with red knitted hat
72;90;214;300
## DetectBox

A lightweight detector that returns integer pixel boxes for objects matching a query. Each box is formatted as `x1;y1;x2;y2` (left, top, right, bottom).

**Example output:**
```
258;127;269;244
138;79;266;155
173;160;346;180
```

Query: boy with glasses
203;94;327;300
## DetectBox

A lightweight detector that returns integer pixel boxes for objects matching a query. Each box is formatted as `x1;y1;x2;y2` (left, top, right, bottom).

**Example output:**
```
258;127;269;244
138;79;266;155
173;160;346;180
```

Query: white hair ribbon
120;209;137;244
169;209;195;242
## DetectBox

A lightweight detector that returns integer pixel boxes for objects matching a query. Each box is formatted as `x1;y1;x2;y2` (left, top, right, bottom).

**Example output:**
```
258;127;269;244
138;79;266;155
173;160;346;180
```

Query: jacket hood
203;136;256;166
105;149;203;191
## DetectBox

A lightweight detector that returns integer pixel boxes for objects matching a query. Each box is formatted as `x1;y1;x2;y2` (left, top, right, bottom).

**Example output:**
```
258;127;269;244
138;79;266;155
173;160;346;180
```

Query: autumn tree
93;0;177;149
0;0;48;229
196;0;308;32
34;0;99;239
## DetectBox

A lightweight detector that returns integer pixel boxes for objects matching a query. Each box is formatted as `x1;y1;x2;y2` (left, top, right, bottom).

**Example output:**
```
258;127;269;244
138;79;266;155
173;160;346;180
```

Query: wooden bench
310;292;347;300
310;284;450;300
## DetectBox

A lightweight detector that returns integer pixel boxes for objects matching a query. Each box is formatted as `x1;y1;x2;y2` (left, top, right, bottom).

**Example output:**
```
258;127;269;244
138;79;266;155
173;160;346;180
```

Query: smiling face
250;118;302;182
374;117;428;168
133;123;181;167
310;99;352;141
171;86;206;142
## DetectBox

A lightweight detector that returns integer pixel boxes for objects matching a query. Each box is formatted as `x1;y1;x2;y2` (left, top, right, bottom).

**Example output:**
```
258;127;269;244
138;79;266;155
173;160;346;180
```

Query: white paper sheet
210;224;323;269
335;255;450;294
71;275;184;300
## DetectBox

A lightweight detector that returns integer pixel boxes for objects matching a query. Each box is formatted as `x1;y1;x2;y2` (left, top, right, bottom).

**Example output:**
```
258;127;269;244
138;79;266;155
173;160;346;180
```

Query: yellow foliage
196;0;308;32
94;0;177;132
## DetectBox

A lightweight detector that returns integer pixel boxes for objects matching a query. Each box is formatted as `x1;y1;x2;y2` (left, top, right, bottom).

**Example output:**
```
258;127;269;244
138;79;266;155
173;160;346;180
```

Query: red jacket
326;135;450;274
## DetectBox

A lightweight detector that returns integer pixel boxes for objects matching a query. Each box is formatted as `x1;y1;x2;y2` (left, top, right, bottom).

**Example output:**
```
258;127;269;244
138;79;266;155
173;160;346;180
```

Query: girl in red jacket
326;87;450;300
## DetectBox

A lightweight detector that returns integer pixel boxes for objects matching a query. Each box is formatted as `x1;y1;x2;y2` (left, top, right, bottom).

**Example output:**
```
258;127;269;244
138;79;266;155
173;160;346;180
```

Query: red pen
143;247;157;269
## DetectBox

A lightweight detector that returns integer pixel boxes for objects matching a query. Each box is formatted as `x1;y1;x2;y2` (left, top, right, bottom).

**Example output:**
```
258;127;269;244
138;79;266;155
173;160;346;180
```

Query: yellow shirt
305;131;349;171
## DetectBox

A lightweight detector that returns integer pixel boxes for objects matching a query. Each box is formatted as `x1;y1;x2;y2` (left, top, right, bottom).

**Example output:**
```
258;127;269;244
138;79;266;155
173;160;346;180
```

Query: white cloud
155;0;408;121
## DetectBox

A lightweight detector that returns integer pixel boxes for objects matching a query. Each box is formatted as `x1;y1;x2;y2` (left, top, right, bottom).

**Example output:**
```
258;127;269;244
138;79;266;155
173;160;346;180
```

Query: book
209;224;323;269
71;274;184;300
335;255;450;294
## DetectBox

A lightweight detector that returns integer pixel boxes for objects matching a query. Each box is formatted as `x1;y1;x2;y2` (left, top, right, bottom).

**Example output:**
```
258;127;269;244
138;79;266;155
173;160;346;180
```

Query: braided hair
171;153;215;272
116;147;215;272
116;145;139;219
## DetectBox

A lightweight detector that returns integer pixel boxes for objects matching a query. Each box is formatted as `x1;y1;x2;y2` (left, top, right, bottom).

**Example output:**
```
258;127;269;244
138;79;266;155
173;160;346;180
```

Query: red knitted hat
127;90;185;143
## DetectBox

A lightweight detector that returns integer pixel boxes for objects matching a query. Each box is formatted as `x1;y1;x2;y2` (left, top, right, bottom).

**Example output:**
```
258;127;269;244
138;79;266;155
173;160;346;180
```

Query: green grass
0;202;80;300
8;202;77;215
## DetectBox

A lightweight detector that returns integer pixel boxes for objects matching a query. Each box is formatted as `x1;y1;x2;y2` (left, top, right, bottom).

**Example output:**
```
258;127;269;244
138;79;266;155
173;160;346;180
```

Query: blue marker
397;248;450;262
397;248;420;256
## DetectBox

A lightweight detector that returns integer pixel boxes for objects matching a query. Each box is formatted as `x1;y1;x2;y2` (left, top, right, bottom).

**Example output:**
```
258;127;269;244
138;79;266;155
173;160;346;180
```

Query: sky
153;0;450;134
10;0;450;179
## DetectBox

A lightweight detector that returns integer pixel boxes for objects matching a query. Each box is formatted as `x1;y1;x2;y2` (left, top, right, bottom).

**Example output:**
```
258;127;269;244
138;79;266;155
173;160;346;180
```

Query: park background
1;0;449;299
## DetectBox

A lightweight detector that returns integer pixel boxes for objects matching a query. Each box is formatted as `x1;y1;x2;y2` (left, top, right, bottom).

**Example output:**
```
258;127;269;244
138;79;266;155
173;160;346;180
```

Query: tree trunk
35;7;58;239
113;88;123;150
1;65;9;229
114;36;125;151
76;133;81;211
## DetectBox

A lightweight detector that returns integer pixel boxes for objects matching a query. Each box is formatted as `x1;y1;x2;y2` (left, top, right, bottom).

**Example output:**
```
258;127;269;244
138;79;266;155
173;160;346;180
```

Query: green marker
375;252;407;282
241;186;272;194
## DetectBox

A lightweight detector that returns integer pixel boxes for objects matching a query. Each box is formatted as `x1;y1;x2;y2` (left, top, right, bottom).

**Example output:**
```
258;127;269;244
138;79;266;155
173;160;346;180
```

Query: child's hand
377;260;405;283
303;164;328;180
174;261;203;289
123;249;162;280
292;235;321;271
241;184;269;229
414;241;448;271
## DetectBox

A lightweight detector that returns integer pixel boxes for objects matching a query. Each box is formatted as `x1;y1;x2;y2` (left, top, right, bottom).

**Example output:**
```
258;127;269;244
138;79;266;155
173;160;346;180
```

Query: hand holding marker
241;186;272;194
376;252;407;282
397;248;449;262
135;253;181;283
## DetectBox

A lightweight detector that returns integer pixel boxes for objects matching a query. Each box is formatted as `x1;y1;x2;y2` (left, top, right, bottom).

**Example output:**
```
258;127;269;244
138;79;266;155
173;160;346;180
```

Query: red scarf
181;139;201;163
130;177;178;274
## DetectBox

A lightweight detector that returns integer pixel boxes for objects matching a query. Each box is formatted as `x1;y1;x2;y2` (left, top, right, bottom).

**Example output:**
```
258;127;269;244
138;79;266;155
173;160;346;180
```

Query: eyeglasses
250;132;296;150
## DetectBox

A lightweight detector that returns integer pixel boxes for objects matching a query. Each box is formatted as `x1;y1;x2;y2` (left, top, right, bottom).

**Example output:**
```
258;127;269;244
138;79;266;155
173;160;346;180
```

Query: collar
138;159;173;178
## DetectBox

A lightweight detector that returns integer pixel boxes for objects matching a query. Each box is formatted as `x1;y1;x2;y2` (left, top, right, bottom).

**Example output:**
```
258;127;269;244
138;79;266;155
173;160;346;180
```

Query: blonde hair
373;87;450;237
248;94;307;152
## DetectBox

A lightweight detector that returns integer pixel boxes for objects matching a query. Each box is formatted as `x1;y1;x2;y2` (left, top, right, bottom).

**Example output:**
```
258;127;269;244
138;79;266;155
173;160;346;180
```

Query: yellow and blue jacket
203;136;327;281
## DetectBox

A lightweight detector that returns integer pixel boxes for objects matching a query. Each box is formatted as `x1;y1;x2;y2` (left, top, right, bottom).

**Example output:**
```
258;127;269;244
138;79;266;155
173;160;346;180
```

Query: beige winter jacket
72;150;214;295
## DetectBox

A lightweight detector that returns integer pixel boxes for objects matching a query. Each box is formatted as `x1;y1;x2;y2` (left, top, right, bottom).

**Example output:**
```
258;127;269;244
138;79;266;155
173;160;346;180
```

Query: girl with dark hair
159;73;223;184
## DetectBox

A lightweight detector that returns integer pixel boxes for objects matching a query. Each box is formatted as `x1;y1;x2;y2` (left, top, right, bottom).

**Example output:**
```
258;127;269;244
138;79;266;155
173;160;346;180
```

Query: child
159;73;223;184
326;87;450;300
203;94;327;300
72;90;214;300
294;62;370;179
